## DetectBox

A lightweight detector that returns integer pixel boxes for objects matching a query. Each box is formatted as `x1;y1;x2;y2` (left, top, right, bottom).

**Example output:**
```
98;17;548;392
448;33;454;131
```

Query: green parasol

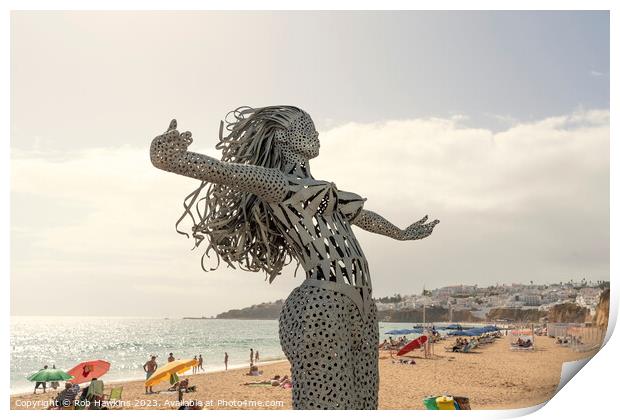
27;368;74;382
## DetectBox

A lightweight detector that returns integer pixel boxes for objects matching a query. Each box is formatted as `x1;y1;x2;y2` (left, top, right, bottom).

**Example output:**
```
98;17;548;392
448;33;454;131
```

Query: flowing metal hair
176;106;304;282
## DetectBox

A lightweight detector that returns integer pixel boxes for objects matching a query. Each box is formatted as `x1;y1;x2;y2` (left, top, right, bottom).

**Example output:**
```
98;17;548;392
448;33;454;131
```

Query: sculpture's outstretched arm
353;210;439;241
150;120;288;203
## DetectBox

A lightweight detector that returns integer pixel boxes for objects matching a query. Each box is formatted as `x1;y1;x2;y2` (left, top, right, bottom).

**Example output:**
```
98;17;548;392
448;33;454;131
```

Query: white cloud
11;110;610;316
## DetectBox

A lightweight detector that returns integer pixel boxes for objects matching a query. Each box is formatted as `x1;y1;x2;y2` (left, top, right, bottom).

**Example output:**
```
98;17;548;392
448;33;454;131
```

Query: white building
522;294;541;306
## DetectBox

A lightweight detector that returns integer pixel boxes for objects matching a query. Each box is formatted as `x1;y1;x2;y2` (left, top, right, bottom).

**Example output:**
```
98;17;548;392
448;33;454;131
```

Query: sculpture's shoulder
336;188;366;222
336;189;364;203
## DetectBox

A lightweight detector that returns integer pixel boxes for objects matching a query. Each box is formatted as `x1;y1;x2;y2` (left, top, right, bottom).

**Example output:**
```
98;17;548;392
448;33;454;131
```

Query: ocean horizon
10;316;457;395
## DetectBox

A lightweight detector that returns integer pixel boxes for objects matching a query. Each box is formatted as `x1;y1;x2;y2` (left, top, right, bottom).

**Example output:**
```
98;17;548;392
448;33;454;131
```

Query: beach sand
10;336;598;410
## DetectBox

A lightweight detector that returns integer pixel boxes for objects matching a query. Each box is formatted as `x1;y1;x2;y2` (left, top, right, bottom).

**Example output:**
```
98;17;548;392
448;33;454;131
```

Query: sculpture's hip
279;283;379;409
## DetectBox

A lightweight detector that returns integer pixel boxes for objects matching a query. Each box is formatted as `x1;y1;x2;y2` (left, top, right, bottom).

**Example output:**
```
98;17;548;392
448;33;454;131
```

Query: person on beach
171;378;189;391
255;350;259;362
143;355;158;394
279;375;292;389
247;363;262;376
86;377;105;408
33;365;48;394
243;375;282;386
50;364;60;390
198;354;205;372
52;382;80;409
452;338;463;352
224;352;229;371
250;348;254;365
150;108;438;409
168;353;175;363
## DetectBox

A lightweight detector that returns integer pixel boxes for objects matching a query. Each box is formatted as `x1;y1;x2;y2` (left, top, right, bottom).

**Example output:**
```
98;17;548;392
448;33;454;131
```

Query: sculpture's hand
150;119;193;168
149;119;288;202
401;215;439;240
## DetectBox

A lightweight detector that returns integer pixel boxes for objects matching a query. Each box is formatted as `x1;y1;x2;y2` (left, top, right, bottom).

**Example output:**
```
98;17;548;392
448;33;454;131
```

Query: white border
2;2;616;419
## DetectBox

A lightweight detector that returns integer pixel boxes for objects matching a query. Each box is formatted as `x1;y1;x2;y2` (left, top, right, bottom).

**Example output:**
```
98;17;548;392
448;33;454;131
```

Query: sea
10;316;454;395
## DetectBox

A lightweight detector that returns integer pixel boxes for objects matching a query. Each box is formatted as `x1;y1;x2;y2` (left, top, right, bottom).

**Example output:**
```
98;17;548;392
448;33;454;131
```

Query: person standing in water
198;354;205;372
250;348;254;365
224;352;229;371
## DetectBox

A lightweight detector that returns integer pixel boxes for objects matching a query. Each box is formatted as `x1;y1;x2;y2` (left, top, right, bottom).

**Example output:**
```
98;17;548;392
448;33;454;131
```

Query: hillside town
375;279;609;321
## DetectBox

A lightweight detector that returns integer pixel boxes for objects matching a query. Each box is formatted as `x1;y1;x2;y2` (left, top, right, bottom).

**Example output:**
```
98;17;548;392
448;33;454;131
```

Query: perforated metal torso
274;178;380;409
268;177;373;317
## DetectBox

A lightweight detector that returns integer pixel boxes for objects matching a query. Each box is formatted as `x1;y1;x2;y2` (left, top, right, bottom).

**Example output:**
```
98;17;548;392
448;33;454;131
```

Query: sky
10;11;609;317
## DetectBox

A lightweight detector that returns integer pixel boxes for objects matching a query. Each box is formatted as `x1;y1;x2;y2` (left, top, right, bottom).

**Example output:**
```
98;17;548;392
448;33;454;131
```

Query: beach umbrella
27;368;74;382
145;359;198;387
67;360;111;384
445;324;474;330
448;330;478;336
385;328;423;335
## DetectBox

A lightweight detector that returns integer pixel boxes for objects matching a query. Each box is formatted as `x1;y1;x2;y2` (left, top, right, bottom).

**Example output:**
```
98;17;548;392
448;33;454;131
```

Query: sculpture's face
278;112;320;160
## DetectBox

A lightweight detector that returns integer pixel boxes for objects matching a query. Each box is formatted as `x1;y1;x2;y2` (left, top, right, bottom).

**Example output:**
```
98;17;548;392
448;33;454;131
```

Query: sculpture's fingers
413;215;429;227
426;220;440;235
425;221;439;232
181;131;193;145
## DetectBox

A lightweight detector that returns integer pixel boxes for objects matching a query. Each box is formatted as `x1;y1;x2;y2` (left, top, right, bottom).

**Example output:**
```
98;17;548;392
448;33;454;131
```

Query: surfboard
397;335;429;356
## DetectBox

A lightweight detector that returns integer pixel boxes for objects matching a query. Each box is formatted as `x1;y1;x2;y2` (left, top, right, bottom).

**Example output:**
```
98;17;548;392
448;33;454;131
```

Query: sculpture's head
217;106;318;171
275;111;320;160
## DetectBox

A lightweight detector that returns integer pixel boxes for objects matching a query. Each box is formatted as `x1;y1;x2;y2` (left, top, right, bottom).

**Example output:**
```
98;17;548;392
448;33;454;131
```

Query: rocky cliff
216;300;284;320
594;288;610;328
486;308;545;322
547;302;589;323
376;308;481;323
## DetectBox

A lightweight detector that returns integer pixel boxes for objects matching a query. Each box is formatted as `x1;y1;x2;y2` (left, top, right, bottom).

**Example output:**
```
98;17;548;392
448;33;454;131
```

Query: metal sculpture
150;106;439;409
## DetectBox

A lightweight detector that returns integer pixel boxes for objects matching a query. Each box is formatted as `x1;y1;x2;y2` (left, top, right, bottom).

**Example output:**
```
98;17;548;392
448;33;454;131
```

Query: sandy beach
10;336;598;410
